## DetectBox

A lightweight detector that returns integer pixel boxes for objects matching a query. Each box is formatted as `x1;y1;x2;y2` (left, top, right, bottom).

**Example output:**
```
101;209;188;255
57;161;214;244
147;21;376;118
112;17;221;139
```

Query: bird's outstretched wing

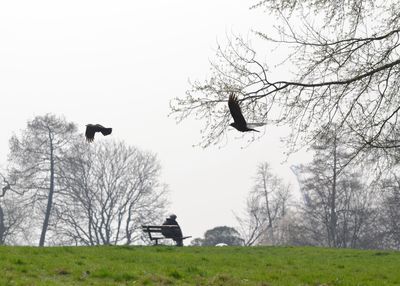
228;93;247;126
85;124;96;142
100;127;112;136
85;124;112;143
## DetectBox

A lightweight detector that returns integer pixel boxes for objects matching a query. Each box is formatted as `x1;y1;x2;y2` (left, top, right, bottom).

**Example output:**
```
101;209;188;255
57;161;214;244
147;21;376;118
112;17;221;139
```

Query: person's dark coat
161;217;182;238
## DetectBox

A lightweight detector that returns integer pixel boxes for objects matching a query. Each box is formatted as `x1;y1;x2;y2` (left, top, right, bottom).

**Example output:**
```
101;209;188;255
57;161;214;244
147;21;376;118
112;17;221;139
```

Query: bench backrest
142;225;192;245
142;225;180;232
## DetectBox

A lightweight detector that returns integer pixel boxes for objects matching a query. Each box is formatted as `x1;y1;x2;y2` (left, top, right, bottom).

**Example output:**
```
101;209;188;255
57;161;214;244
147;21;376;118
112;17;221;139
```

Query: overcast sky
0;0;310;242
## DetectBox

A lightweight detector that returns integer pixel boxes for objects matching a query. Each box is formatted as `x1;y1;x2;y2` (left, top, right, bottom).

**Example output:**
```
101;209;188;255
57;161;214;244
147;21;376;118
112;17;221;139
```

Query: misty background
0;1;306;242
3;0;398;249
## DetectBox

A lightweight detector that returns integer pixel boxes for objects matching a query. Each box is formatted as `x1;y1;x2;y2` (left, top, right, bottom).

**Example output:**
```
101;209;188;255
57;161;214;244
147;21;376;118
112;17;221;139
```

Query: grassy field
0;245;399;286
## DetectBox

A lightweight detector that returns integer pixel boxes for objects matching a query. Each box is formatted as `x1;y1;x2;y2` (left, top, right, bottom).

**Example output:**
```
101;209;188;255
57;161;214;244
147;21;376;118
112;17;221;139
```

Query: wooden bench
141;225;191;246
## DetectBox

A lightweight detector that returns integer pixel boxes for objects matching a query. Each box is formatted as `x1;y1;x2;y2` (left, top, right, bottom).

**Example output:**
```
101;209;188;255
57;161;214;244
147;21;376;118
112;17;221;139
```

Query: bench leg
175;238;183;247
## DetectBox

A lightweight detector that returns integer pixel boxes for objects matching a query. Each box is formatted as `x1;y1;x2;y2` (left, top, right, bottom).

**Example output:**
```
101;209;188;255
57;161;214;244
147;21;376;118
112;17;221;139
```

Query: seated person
161;214;183;246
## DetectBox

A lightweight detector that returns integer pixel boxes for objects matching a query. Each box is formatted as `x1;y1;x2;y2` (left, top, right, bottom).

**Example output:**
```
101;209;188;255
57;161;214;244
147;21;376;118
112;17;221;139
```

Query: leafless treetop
171;0;400;168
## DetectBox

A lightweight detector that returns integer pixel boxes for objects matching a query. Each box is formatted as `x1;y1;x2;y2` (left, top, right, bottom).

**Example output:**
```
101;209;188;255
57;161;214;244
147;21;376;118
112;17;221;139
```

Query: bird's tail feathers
101;128;112;136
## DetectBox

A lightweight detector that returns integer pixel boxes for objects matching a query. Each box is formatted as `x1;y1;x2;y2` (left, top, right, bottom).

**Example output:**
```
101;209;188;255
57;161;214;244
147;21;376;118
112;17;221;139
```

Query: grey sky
0;0;309;241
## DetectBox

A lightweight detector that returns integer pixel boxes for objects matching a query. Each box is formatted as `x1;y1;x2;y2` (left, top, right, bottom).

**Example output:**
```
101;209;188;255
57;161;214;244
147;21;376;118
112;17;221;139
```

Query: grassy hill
0;245;399;285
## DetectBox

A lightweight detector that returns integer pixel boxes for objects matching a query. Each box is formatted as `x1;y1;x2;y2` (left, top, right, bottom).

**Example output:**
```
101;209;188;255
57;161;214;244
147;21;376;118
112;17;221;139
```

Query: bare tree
171;1;400;168
0;173;26;244
292;131;377;248
235;196;266;246
376;173;400;249
8;114;78;246
236;162;291;246
53;140;168;246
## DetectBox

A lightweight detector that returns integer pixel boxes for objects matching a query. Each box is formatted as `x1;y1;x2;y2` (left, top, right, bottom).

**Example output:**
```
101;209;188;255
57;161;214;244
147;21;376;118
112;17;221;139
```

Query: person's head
169;214;177;220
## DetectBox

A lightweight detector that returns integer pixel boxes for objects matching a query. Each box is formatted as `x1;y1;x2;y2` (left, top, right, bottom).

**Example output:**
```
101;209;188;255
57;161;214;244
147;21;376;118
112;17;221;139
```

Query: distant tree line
0;114;168;246
234;129;400;250
192;130;399;250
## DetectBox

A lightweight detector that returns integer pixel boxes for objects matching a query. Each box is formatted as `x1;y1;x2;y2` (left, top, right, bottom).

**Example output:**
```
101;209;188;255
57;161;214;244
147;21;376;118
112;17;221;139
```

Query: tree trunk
262;171;274;243
0;206;5;244
39;130;55;247
329;134;338;247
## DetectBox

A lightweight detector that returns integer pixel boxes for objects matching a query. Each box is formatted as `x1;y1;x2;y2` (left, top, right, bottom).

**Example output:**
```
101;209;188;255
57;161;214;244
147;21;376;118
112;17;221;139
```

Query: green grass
0;245;399;285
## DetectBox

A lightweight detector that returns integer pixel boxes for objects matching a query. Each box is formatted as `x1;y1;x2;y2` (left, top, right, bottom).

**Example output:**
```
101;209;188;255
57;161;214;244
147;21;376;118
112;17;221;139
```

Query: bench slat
142;225;179;228
143;229;165;232
148;236;191;241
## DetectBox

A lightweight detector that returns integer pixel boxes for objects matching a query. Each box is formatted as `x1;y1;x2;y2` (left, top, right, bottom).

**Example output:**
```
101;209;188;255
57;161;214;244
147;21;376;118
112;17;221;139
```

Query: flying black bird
228;93;260;132
85;124;112;143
